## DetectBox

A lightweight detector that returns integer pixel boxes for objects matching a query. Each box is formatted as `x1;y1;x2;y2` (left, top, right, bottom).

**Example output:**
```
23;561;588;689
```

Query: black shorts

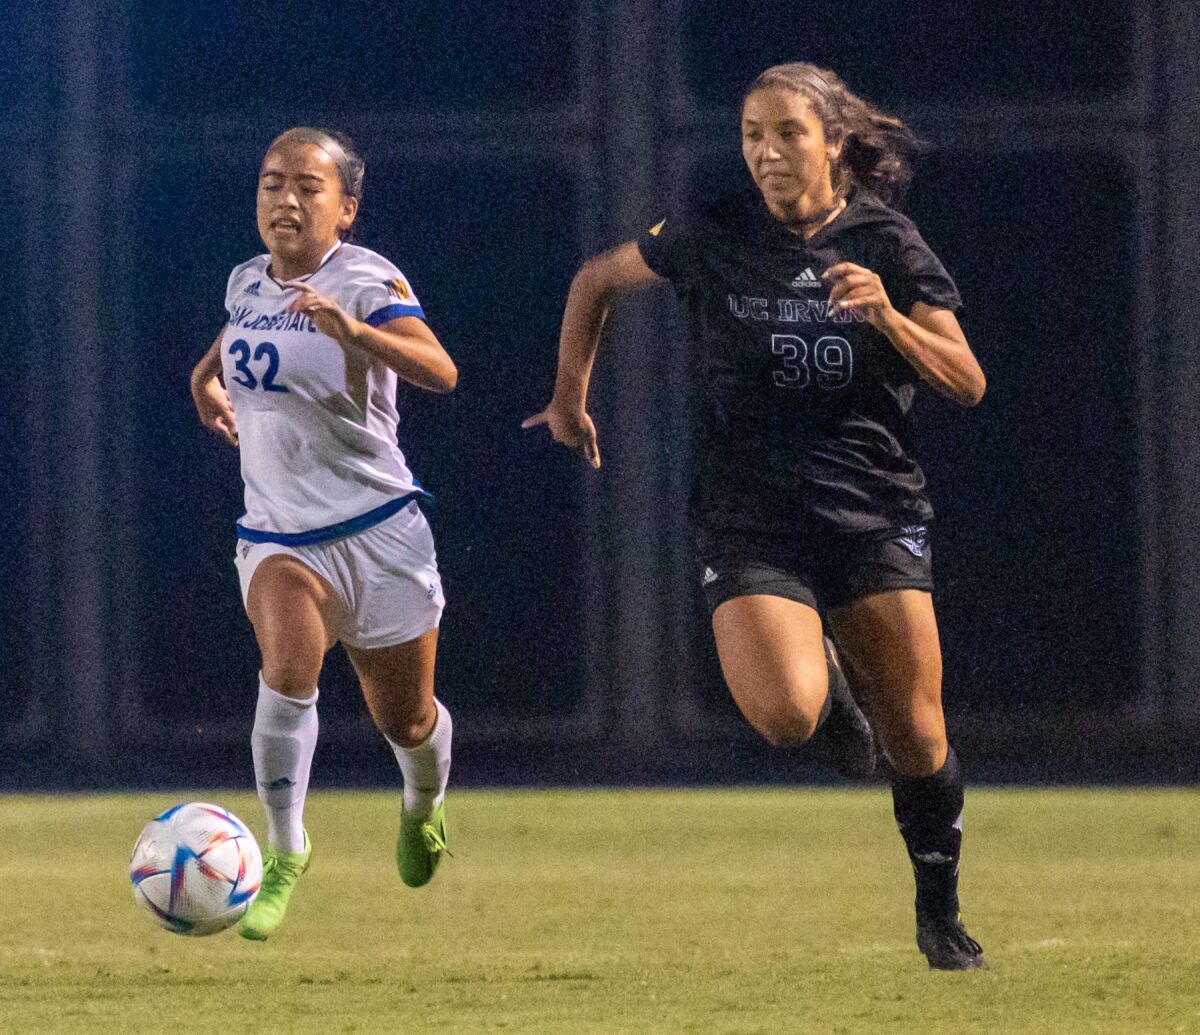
697;524;933;614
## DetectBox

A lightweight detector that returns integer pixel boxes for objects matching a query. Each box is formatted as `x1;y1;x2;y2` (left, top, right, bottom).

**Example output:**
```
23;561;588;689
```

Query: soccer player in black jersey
525;63;987;970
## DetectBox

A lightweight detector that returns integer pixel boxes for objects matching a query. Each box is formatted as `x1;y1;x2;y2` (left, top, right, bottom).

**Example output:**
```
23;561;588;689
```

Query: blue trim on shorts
236;491;428;546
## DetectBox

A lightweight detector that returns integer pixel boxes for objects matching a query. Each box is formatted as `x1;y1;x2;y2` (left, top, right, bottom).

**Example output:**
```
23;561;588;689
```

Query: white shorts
234;501;444;650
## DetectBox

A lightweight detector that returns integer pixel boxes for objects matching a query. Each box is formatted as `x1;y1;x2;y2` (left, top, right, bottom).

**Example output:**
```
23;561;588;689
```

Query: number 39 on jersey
771;333;853;391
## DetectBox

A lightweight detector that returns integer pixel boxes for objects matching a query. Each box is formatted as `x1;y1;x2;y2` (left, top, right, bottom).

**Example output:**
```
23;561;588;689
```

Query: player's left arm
284;281;457;393
823;262;986;407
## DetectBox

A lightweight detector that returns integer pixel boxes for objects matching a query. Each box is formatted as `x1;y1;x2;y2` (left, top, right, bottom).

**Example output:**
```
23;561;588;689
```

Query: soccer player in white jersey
189;127;457;940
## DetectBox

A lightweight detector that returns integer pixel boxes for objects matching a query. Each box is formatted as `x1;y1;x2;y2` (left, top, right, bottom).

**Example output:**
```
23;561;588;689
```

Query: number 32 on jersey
227;338;289;392
771;333;852;391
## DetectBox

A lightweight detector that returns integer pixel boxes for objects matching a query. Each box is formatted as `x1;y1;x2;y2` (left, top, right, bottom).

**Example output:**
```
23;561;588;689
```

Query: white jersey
221;242;428;542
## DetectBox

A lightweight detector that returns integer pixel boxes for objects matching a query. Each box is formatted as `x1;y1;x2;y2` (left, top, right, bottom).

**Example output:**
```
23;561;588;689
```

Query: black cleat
916;914;987;971
821;636;876;779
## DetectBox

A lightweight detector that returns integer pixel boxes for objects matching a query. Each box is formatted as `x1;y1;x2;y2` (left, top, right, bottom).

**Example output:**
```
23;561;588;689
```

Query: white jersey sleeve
335;248;426;327
219;243;431;541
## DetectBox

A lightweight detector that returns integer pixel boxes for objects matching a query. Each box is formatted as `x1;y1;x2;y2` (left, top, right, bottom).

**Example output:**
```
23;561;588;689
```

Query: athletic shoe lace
261;849;305;884
947;920;983;955
420;821;449;856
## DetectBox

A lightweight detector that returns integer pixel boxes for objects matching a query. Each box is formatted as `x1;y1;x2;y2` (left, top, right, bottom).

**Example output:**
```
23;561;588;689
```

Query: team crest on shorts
385;277;411;300
897;526;928;557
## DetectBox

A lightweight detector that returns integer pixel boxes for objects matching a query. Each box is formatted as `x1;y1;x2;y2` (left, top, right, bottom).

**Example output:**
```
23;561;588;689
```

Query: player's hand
283;281;358;342
192;375;239;447
823;262;895;329
521;401;601;469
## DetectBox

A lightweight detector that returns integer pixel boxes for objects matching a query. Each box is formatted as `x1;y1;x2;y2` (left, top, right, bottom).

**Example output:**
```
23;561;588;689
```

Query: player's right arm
522;242;662;468
190;327;239;447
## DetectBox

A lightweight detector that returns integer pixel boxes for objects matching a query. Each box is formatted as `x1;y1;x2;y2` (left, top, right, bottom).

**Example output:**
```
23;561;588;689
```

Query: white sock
389;699;452;819
251;674;318;853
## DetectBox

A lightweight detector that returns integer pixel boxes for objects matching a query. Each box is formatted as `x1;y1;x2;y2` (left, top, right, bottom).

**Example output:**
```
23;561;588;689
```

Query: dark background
4;0;1199;787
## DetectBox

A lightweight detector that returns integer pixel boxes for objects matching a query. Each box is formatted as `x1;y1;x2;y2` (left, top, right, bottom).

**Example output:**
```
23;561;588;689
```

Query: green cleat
238;831;312;941
396;802;448;888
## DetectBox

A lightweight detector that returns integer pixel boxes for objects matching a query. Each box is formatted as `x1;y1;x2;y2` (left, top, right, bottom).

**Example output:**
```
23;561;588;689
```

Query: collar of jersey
804;189;862;249
753;187;864;251
265;240;343;288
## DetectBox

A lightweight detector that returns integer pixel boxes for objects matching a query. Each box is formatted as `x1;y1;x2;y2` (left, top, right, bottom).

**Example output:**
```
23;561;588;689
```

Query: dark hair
743;63;917;205
264;127;365;240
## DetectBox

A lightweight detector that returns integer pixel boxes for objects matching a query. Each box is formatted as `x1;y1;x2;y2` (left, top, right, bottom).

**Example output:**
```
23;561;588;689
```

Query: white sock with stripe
388;699;453;819
251;675;318;854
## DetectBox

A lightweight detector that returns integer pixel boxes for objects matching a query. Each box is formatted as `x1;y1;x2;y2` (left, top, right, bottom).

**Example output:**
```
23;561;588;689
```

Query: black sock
891;746;963;920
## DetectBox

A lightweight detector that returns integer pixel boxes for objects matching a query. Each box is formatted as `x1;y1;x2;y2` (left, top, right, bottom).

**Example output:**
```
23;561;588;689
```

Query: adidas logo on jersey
702;566;719;586
245;280;261;296
790;268;822;290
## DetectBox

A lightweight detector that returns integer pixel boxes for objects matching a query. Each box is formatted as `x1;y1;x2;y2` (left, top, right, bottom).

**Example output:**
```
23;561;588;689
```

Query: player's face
741;88;842;223
257;142;357;270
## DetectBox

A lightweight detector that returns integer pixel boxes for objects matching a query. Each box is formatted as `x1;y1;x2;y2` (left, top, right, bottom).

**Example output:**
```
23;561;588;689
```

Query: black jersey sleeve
888;225;962;315
636;209;701;287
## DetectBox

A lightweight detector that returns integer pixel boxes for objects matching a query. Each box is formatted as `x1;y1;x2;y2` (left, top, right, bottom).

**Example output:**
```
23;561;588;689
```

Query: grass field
1;789;1198;1034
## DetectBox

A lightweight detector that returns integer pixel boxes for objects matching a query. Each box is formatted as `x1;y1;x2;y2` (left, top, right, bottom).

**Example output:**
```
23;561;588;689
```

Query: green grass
1;789;1198;1034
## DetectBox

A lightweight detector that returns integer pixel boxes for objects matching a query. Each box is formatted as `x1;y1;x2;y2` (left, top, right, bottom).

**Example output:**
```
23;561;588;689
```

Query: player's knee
260;658;320;699
882;725;947;778
374;699;436;748
753;704;820;748
735;676;827;748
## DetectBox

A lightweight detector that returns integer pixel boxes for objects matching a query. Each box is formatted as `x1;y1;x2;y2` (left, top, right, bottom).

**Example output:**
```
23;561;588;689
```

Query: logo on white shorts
702;566;719;586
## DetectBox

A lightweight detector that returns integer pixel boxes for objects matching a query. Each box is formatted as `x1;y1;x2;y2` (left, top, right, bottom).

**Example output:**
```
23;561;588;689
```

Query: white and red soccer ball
130;802;262;936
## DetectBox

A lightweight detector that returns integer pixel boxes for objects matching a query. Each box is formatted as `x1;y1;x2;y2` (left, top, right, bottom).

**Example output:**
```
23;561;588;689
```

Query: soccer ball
130;802;263;936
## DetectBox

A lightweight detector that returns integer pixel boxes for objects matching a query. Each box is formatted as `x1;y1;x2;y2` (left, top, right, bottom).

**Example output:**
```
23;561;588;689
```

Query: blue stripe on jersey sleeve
366;303;425;326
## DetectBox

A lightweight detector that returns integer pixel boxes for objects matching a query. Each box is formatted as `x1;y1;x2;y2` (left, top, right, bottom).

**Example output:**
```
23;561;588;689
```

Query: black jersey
636;186;962;537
